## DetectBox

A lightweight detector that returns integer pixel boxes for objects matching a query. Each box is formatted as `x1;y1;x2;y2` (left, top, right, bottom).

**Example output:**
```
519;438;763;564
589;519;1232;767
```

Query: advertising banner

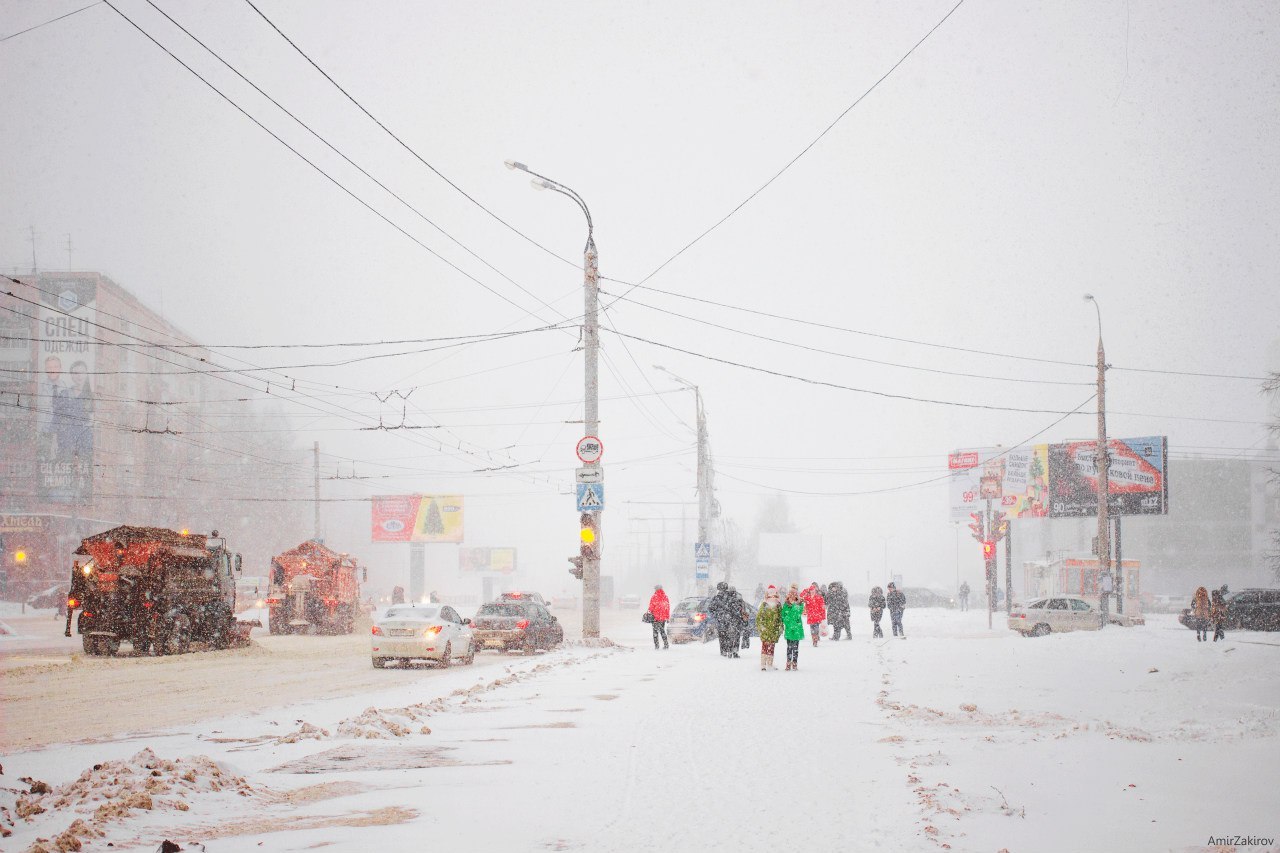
458;547;516;574
36;276;96;503
371;495;465;542
1047;436;1168;517
949;446;1051;522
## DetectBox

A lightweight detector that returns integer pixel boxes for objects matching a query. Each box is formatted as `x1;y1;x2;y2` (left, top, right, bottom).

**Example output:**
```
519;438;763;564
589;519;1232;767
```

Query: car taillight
67;597;78;609
1017;614;1026;619
693;613;708;622
516;619;529;630
371;626;383;635
143;601;153;609
424;625;442;637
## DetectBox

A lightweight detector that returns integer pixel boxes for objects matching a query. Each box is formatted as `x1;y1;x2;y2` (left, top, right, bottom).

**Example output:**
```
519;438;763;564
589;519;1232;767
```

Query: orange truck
266;540;365;635
65;525;255;656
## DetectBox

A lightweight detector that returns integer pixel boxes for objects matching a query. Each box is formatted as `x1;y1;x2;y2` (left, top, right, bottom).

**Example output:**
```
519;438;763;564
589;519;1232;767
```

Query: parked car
902;588;955;609
499;591;547;607
618;594;642;609
550;595;578;610
666;595;757;644
1179;589;1280;631
371;603;475;668
472;600;563;654
26;584;68;610
1009;595;1144;636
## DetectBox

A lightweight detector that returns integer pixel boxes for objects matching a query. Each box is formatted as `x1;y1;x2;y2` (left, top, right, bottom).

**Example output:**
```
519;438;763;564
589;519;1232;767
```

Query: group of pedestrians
1189;585;1228;642
867;583;907;638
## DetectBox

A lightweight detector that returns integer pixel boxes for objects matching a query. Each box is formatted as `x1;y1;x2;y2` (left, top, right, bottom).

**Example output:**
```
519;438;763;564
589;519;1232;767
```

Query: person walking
887;582;907;638
709;582;735;657
869;585;886;638
800;582;826;646
1190;586;1211;642
827;581;852;640
728;586;748;656
1210;588;1228;642
958;581;970;612
756;585;783;671
781;585;806;670
647;584;670;650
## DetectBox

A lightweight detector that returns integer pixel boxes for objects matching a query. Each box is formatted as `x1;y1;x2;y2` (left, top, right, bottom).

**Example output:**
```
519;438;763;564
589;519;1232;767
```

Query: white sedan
371;603;476;668
1009;595;1145;636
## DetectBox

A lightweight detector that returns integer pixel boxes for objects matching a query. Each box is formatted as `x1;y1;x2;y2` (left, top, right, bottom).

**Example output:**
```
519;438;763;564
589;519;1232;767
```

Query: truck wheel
163;616;192;655
82;634;99;655
102;637;121;657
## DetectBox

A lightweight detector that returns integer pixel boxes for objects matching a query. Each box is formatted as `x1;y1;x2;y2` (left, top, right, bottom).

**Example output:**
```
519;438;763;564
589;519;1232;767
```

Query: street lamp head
504;160;528;172
530;178;551;191
1083;293;1095;302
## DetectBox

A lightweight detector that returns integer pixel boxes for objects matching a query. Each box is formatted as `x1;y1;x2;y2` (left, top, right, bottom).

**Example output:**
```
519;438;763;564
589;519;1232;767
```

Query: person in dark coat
727;586;749;654
826;581;852;640
868;585;886;638
1209;588;1227;642
708;582;736;657
887;582;907;638
958;581;971;612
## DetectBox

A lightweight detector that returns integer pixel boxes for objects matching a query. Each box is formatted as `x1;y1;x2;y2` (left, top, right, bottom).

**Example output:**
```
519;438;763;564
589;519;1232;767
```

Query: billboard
36;276;96;503
371;495;465;542
949;437;1168;521
458;547;516;574
1047;436;1168;517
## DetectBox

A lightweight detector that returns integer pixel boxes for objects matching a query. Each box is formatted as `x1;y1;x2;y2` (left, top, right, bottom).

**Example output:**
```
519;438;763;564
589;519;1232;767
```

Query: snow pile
272;721;331;744
336;706;431;739
9;748;258;850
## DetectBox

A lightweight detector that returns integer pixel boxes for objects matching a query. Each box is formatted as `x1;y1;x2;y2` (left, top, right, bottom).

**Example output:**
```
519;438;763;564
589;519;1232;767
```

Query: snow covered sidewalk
3;611;1277;852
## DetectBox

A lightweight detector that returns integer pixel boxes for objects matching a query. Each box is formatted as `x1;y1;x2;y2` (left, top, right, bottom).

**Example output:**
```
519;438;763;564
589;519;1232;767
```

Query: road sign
576;436;603;464
576;483;604;512
695;566;709;580
694;542;711;565
575;467;603;484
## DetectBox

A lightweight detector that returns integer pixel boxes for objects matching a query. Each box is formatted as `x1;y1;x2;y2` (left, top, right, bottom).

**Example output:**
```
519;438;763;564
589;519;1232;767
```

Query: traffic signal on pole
993;511;1008;541
567;556;584;580
982;541;995;560
968;512;984;541
579;512;600;561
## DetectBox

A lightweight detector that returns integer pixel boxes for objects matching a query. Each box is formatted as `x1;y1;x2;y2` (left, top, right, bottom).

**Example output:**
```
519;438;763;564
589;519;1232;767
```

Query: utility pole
1005;522;1013;616
313;441;321;542
654;368;714;595
65;234;73;270
29;225;37;274
1114;516;1123;614
504;159;599;637
984;498;995;630
1086;294;1111;628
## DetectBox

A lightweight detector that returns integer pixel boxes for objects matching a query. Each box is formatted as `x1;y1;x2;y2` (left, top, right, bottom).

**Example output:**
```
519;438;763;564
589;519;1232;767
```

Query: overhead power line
0;1;102;43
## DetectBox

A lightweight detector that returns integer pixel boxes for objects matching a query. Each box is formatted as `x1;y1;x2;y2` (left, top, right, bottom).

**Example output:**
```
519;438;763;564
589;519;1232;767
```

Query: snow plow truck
266;540;365;635
65;525;256;656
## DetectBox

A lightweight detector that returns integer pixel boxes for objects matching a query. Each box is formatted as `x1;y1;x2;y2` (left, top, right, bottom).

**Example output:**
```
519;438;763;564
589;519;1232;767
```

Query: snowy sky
2;0;1277;594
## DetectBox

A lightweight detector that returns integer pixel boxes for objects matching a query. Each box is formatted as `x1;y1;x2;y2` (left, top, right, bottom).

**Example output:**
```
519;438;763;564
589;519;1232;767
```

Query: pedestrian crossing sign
576;483;604;512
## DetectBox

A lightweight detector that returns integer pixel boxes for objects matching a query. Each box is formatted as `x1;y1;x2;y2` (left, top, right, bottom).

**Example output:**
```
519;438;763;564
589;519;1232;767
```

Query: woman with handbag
647;585;670;650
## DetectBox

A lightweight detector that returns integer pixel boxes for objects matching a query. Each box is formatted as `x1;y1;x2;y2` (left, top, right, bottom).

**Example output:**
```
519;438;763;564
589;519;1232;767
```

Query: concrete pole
583;238;601;639
1005;523;1013;616
696;386;710;594
1093;309;1112;628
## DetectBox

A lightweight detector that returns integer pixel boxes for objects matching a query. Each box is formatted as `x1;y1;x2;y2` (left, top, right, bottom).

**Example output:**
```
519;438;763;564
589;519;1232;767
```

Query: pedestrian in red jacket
648;585;670;650
800;582;826;646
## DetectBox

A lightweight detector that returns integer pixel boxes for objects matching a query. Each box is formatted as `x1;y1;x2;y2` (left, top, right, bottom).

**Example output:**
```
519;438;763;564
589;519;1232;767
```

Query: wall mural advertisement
36;276;96;503
949;437;1167;521
371;495;465;542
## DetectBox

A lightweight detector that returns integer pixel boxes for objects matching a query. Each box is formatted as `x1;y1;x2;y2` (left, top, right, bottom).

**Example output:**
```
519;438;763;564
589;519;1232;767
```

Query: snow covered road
3;610;1278;852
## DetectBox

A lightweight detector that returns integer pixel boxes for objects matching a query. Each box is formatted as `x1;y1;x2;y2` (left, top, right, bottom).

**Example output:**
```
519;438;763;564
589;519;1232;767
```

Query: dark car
901;588;955;609
666;595;756;644
1179;589;1280;632
471;600;563;654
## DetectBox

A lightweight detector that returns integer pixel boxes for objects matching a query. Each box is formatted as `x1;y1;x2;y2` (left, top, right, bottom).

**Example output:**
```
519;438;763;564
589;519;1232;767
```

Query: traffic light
579;512;600;561
567;556;584;580
992;511;1008;540
982;541;995;560
967;512;984;541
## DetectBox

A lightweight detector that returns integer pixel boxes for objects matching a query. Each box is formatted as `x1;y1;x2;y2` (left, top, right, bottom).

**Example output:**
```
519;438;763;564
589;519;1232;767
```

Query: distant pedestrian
1191;586;1211;642
958;581;970;612
709;582;736;657
753;582;766;604
800;582;826;646
827;581;852;640
648;584;670;650
1210;588;1227;642
781;585;806;671
756;585;782;671
728;586;750;654
869;586;886;638
887;583;907;638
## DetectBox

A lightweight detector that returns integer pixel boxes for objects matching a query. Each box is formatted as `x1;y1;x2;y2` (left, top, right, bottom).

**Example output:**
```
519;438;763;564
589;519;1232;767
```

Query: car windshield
674;600;703;613
384;605;439;620
479;603;526;617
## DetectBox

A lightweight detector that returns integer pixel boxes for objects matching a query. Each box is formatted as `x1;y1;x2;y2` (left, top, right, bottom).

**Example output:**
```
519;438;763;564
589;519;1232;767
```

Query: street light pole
506;160;601;638
1085;294;1111;628
655;366;713;596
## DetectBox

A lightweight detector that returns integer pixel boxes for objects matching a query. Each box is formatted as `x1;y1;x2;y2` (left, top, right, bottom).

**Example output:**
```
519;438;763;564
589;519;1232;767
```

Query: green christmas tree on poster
423;498;445;537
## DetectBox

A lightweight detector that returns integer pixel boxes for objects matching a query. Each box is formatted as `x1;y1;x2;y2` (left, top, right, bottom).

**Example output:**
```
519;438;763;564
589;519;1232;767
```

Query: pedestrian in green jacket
781;585;806;671
756;585;783;671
